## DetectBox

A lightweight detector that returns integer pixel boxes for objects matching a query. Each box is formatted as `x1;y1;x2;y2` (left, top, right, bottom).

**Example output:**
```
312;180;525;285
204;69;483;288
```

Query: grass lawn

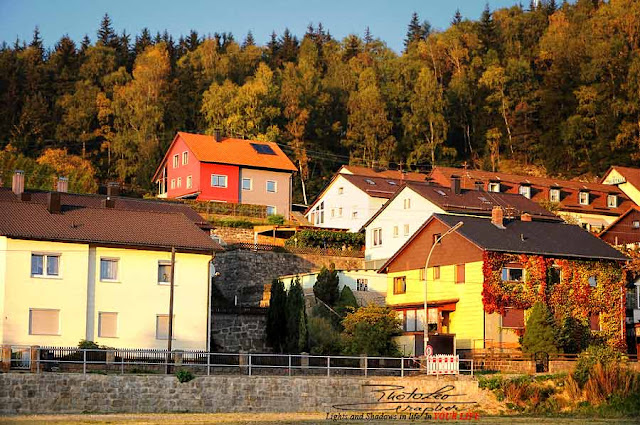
0;413;638;425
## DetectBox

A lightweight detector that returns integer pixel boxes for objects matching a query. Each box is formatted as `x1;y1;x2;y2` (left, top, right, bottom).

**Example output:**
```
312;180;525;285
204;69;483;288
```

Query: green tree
286;277;308;353
335;286;359;318
313;264;339;307
556;315;591;354
266;279;287;353
341;304;402;356
521;302;559;356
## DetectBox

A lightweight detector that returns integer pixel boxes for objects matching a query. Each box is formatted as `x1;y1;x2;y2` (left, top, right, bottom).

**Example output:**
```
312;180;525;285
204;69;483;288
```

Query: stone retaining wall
0;373;501;415
211;310;268;353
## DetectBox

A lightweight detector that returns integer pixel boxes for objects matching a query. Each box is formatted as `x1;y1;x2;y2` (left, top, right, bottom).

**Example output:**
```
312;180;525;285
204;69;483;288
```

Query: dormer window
365;179;376;185
549;188;561;202
607;194;618;208
579;191;590;205
519;185;531;199
488;182;500;193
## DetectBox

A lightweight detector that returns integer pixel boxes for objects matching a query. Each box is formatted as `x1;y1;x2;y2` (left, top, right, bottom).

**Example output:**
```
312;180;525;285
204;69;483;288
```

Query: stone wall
213;250;365;306
212;226;254;244
211;308;269;353
0;373;502;415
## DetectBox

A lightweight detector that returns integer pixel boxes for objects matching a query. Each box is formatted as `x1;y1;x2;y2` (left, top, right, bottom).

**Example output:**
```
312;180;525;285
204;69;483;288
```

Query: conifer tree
97;13;116;47
266;279;288;353
521;302;559;355
243;31;256;48
452;9;463;26
404;12;423;51
313;264;340;307
286;277;308;353
479;3;496;52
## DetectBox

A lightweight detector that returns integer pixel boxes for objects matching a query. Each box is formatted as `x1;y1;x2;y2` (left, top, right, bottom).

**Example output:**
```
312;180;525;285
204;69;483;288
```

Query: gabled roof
0;187;212;231
340;174;406;199
339;165;429;182
361;182;560;231
598;205;640;238
0;199;222;253
431;166;632;216
153;132;297;180
601;165;640;189
379;213;628;273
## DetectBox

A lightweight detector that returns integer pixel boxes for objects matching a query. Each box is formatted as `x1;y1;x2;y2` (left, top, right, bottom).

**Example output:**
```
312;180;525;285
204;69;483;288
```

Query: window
170;179;175;189
158;261;172;285
317;201;324;224
548;266;561;285
433;265;441;280
338;187;344;195
31;253;60;277
186;175;192;189
172;154;179;168
356;279;368;291
182;151;188;165
266;180;277;193
403;224;410;236
519;185;531;199
250;143;276;155
372;228;383;246
502;267;524;282
634;221;640;229
156;314;173;340
432;233;442;245
365;179;376;185
331;209;335;218
242;178;252;191
211;174;227;188
607;194;618;208
589;314;600;331
455;264;465;284
579;191;590;205
502;308;525;329
338;207;343;217
400;308;425;332
588;276;597;287
266;206;276;215
549;188;561;202
393;226;399;238
98;312;118;338
393;276;406;294
403;198;411;209
406;309;417;331
488;182;500;192
177;177;182;188
419;268;426;281
29;309;60;335
100;258;118;281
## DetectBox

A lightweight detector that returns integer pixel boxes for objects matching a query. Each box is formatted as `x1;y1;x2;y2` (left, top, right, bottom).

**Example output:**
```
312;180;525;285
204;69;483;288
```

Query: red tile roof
430;166;632;217
601;166;640;189
339;165;429;182
171;132;297;173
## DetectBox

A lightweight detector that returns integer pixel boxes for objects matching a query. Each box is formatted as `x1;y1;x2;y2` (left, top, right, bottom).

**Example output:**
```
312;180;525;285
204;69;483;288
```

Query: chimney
451;175;461;195
103;197;116;209
475;181;484;191
491;206;505;229
214;129;222;142
57;177;68;193
107;182;120;197
521;213;532;222
47;192;62;214
12;170;24;196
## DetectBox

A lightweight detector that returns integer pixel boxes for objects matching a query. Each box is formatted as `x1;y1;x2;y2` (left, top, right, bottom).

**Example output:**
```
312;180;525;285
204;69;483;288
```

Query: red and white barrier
424;354;459;375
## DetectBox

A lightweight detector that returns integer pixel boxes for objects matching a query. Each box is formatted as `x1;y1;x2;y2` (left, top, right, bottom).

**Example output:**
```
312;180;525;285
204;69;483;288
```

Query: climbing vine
482;251;626;349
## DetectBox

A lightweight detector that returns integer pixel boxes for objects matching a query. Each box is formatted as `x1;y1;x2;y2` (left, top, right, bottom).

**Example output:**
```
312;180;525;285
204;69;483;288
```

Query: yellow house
601;166;640;207
0;185;221;350
379;209;628;356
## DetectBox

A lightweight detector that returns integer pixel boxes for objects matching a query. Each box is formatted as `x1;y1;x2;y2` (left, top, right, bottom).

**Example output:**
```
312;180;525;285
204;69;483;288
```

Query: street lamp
423;221;463;355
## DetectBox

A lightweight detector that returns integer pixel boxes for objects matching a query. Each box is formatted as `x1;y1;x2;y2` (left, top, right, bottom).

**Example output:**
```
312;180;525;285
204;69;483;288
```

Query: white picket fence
424;354;460;375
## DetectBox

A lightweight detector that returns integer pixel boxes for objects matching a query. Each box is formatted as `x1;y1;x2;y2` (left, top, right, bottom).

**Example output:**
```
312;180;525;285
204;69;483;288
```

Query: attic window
607;194;618;208
488;182;500;193
579;191;590;205
519;185;531;199
436;190;447;196
365;179;376;185
388;181;397;185
549;188;561;202
250;143;276;155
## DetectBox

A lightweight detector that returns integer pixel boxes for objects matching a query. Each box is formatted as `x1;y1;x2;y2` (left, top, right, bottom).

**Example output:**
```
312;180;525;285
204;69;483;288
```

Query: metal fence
1;346;474;377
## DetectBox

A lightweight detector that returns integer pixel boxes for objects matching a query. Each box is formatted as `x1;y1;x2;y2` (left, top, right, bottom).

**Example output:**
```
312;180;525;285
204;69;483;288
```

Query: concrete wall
213;250;365;306
0;373;500;415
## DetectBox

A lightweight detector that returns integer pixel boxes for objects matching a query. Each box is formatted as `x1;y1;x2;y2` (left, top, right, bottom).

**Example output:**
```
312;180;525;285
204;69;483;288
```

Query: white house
361;179;562;269
305;166;429;232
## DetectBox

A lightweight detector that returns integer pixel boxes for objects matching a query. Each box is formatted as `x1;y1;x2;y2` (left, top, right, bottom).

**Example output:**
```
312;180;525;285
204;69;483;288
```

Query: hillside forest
1;0;640;202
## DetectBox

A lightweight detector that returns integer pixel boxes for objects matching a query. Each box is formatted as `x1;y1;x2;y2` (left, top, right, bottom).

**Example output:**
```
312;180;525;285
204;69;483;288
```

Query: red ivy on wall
481;251;626;349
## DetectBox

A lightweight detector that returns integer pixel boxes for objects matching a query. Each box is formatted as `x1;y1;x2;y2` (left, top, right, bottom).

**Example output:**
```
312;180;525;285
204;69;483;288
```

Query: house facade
431;166;635;232
0;178;221;349
153;132;297;218
361;179;560;269
601;166;640;206
305;165;429;232
378;209;628;356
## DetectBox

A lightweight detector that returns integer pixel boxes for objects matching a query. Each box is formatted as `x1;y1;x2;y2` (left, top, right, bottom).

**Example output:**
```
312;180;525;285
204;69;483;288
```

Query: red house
152;132;297;217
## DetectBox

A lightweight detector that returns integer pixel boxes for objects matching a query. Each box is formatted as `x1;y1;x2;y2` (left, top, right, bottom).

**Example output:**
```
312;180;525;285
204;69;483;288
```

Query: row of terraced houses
2;131;640;357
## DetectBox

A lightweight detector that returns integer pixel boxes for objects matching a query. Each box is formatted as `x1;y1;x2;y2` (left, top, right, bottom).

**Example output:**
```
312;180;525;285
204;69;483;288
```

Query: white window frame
356;279;368;291
502;267;525;282
29;308;60;335
338;207;343;217
579;191;589;205
266;206;277;216
519;185;531;199
488;182;500;192
98;312;118;338
404;224;410;236
170;179;175;189
549;188;560;202
155;314;174;340
372;228;383;247
403;198;411;209
173;154;179;168
157;261;172;285
607;194;618;208
99;257;119;282
182;151;188;165
266;180;277;193
211;174;228;188
186;175;192;189
242;178;252;191
31;253;61;278
177;177;182;188
393;226;399;238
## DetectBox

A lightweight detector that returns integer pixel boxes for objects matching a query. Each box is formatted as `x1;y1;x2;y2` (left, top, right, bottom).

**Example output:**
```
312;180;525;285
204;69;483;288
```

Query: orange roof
602;166;640;189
